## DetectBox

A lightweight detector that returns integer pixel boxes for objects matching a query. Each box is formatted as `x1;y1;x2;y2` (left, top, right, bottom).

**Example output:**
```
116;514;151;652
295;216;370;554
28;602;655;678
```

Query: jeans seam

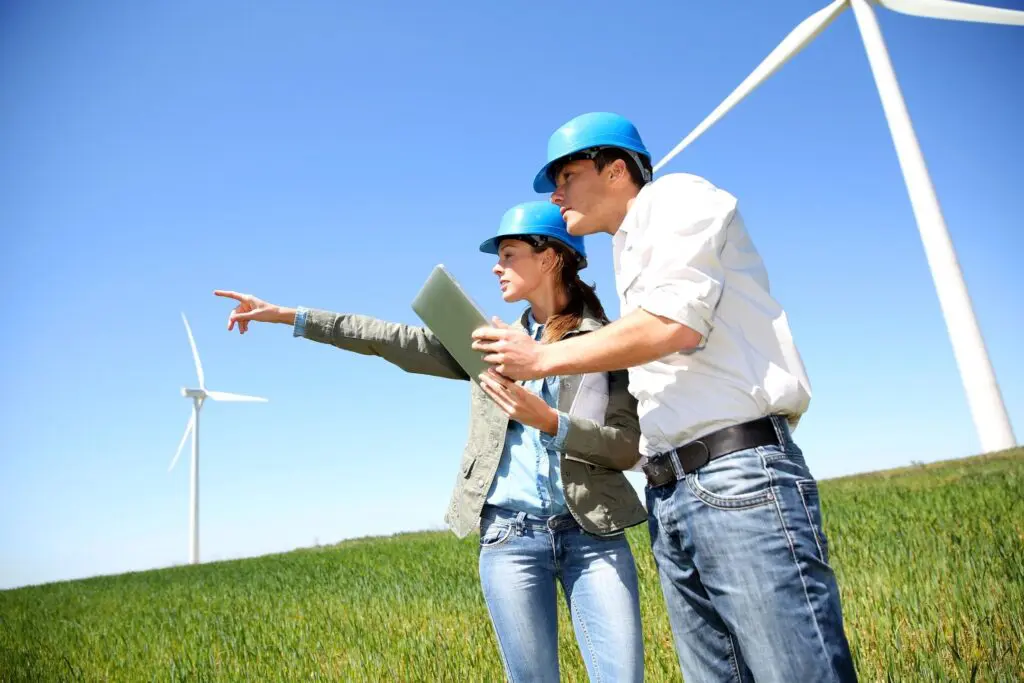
568;594;601;683
725;630;743;683
769;487;838;683
480;581;517;682
797;480;827;564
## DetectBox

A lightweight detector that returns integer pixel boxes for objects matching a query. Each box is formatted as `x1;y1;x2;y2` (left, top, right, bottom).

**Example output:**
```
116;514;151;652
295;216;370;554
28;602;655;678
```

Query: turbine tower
170;313;268;565
653;0;1020;453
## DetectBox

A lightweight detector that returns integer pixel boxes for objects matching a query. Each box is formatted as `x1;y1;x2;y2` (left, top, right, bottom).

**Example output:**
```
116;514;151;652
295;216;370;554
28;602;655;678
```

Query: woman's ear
542;249;560;275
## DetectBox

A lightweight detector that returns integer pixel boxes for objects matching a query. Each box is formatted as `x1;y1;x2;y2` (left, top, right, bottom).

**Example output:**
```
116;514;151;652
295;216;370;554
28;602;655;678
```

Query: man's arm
473;175;734;380
539;308;701;376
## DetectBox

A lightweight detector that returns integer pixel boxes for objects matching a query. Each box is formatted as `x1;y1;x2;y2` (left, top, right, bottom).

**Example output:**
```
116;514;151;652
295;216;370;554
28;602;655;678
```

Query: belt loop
668;450;685;480
769;414;787;446
513;511;526;536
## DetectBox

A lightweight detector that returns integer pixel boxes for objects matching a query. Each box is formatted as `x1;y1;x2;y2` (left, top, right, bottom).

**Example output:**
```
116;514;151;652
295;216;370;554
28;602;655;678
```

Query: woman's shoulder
576;305;609;334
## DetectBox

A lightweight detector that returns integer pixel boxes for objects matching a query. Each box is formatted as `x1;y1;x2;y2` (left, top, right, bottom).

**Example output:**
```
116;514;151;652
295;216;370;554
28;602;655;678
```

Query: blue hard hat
479;201;588;269
533;112;652;193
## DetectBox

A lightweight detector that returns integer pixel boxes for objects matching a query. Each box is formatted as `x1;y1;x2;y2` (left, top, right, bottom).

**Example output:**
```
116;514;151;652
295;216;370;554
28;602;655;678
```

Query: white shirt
612;173;812;456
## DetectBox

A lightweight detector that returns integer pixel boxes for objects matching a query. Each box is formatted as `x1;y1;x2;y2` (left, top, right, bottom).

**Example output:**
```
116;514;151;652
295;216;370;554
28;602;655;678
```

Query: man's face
550;158;621;236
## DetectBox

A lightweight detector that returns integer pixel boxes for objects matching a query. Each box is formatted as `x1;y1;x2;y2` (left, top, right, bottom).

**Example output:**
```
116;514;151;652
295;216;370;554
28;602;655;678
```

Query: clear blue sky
2;1;1021;590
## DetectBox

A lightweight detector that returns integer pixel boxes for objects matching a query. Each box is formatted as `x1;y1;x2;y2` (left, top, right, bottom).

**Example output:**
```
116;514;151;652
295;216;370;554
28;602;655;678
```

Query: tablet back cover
411;265;491;382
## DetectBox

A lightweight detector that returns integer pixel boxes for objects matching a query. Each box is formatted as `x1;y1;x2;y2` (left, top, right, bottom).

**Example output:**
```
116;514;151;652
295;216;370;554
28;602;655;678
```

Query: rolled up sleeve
632;175;734;345
539;411;570;452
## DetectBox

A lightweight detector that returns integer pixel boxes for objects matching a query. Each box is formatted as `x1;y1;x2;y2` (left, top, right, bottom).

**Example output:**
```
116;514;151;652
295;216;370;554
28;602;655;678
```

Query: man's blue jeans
646;416;858;682
477;505;644;682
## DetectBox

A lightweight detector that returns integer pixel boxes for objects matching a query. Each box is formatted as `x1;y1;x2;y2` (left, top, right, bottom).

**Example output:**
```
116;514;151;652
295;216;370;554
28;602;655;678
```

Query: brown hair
548;146;652;190
524;238;610;344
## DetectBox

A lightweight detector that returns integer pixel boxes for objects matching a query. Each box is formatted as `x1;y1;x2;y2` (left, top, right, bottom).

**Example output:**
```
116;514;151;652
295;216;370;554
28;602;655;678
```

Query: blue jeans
477;505;644;682
646;416;857;682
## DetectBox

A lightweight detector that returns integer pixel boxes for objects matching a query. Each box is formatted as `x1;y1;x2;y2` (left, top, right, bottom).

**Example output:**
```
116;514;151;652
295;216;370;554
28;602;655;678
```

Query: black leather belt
642;416;782;488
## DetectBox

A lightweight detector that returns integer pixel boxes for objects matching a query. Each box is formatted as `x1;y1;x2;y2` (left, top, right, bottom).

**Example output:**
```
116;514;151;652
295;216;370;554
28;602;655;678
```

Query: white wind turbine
169;312;268;565
654;0;1021;453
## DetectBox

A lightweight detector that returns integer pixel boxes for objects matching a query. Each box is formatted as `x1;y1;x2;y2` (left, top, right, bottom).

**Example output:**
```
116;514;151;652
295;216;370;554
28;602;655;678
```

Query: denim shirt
482;315;570;517
295;307;569;517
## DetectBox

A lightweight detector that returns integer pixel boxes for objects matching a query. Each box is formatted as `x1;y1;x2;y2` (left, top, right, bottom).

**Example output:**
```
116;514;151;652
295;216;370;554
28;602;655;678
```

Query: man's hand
213;290;295;334
471;317;549;381
478;369;559;434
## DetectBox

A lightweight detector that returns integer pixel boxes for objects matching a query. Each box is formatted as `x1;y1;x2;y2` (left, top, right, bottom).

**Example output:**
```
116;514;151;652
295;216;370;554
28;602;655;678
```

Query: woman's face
491;238;554;303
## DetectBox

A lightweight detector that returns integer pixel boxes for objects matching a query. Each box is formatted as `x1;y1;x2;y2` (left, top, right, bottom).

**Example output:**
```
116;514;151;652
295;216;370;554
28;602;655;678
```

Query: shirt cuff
292;306;309;338
639;286;713;349
539;411;570;452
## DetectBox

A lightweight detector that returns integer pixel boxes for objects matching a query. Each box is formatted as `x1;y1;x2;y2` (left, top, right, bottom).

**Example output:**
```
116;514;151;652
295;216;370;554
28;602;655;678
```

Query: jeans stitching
724;630;744;682
489;615;516;683
797;480;828;564
479;563;517;682
685;460;775;510
568;591;601;683
479;524;514;549
769;486;838;682
770;414;786;446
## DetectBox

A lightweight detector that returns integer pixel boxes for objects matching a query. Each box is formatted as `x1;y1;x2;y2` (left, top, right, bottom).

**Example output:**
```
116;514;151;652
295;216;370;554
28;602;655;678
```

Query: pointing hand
213;290;294;334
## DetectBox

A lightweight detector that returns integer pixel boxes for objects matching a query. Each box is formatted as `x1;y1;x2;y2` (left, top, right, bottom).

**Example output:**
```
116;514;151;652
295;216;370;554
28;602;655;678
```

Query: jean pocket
479;523;513;549
796;479;829;564
686;451;774;510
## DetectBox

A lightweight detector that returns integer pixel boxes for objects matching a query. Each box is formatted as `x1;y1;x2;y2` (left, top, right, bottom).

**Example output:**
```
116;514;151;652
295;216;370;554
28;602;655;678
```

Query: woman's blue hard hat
479;201;587;269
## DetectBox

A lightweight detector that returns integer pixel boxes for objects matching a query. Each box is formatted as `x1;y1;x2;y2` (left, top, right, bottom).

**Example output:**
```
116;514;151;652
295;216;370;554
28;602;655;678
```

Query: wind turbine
653;0;1021;453
169;312;268;565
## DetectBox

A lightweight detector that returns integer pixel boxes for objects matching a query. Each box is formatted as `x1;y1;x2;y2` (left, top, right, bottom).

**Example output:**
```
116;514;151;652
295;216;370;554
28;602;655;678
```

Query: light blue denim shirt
483;315;570;517
293;307;570;517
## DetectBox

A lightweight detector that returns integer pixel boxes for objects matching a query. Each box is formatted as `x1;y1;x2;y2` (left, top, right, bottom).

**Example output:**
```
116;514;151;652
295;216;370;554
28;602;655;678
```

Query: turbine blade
654;0;850;173
181;313;205;389
168;412;195;472
878;0;1024;25
205;390;269;403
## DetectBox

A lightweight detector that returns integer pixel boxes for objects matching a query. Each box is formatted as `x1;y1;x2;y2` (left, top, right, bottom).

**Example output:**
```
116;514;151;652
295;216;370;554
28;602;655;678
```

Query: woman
213;201;647;682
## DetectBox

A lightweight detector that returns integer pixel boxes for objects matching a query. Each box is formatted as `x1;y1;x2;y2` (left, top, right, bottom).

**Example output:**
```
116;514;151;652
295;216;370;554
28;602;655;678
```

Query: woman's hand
478;369;559;435
213;290;295;334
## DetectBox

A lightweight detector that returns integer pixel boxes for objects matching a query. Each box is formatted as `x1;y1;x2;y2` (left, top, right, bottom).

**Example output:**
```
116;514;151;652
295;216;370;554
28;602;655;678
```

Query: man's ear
611;158;629;183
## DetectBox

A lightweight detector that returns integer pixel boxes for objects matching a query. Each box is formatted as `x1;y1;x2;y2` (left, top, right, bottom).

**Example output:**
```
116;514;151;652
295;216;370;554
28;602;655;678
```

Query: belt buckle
643;451;675;487
642;452;668;479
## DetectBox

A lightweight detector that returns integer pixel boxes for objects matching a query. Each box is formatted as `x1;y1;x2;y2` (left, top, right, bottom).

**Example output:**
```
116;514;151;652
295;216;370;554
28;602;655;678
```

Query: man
472;112;857;682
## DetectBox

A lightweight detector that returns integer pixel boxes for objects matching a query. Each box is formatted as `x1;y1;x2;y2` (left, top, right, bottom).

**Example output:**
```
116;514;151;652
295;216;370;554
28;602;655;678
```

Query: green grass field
2;449;1022;682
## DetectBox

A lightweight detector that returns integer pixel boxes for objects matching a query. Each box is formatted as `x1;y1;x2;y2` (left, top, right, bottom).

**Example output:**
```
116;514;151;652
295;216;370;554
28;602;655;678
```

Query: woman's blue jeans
477;504;644;682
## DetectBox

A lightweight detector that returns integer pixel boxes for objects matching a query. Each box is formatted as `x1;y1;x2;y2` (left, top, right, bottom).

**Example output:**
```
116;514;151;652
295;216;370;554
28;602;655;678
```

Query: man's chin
566;215;599;236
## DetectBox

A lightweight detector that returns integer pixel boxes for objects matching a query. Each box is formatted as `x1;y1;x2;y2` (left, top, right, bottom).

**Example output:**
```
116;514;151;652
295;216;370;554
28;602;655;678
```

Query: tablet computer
411;264;492;383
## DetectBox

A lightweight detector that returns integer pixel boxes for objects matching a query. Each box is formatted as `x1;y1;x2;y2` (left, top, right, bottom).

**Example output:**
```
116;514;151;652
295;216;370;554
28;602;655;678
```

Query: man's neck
607;186;642;236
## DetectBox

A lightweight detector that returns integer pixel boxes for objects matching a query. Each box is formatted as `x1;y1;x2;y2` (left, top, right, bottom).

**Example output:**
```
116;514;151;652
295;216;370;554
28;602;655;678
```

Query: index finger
472;326;507;341
213;290;248;302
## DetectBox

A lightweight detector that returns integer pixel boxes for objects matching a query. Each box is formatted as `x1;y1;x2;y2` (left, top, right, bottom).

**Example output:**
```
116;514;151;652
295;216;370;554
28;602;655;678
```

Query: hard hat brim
533;164;557;194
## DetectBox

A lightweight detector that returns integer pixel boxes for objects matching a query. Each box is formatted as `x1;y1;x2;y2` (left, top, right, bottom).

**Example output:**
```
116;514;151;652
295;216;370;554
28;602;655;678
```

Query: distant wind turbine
654;0;1021;453
170;313;268;565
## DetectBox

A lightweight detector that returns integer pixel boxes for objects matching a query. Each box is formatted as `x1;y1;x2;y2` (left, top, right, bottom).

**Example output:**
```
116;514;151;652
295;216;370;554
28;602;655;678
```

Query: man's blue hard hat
533;112;652;193
479;201;587;269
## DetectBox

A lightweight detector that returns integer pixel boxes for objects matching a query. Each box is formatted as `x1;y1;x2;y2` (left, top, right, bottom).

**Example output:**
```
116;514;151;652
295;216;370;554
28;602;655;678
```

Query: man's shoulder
633;172;738;227
647;172;737;203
